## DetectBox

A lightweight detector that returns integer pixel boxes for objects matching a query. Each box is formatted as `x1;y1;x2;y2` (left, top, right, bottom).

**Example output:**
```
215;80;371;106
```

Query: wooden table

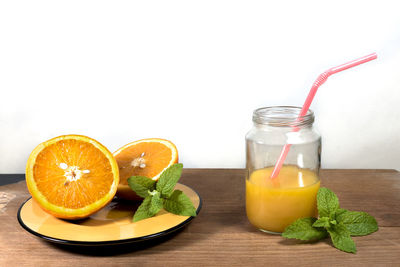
1;169;399;266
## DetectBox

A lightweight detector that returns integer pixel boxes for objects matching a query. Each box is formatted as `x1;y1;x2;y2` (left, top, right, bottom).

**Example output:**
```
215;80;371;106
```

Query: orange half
25;135;119;219
113;138;178;200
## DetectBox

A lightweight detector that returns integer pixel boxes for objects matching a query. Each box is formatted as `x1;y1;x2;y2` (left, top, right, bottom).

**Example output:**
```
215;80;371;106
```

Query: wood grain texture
1;169;399;266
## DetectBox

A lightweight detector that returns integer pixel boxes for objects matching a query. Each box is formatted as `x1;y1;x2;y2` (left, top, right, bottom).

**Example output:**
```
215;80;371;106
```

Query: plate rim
17;184;202;246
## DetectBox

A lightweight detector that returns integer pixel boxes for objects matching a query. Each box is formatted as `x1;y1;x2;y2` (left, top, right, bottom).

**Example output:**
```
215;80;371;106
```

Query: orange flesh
116;142;174;184
32;139;114;209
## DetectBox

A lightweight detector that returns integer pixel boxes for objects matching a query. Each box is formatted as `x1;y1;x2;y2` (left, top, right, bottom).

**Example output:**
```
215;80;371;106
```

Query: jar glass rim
252;106;314;127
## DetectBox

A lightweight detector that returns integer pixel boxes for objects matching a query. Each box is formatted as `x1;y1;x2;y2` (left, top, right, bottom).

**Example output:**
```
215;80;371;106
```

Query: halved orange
113;138;178;200
25;135;119;219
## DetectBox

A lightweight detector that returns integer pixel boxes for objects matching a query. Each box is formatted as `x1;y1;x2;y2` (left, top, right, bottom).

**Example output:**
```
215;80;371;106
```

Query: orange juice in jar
246;165;320;233
245;107;321;234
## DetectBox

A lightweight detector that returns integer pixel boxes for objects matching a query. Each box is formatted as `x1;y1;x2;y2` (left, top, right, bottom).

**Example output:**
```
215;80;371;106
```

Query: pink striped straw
270;53;378;179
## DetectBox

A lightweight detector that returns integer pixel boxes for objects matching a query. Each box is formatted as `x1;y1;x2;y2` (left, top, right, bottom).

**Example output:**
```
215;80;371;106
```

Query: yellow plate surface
18;183;201;245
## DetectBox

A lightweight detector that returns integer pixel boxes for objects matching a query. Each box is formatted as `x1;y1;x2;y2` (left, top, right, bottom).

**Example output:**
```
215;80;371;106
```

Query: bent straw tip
369;52;378;59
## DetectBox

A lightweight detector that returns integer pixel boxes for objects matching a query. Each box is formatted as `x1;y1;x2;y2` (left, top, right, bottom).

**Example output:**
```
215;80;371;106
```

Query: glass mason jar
245;106;321;234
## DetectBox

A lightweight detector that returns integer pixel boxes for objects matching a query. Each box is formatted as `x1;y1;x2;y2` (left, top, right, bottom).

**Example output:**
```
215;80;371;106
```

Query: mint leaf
336;210;378;236
163;190;197;217
317;187;339;219
128;176;156;198
149;191;163;215
282;217;328;241
312;217;331;228
133;193;162;222
335;208;348;218
327;222;357;253
156;163;183;197
133;196;153;222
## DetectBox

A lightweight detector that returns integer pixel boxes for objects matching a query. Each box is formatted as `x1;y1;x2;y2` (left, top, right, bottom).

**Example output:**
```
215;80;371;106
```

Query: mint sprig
282;187;378;253
127;163;197;222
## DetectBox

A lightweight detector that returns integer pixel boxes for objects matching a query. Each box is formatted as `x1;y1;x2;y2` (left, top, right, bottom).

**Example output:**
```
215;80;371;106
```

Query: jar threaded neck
252;106;314;127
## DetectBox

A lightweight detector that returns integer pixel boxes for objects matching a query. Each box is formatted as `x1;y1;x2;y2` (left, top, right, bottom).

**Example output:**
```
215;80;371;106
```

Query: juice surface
246;165;320;233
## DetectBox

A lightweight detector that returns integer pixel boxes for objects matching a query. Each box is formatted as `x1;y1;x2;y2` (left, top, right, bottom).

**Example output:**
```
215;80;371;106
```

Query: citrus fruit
113;138;178;200
25;135;119;219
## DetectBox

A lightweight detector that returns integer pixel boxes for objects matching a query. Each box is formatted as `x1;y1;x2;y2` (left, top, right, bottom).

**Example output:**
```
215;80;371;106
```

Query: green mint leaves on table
282;187;378;253
127;163;197;222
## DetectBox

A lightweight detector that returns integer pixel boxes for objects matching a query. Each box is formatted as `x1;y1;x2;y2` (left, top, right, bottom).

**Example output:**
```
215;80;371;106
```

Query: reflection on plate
18;183;201;246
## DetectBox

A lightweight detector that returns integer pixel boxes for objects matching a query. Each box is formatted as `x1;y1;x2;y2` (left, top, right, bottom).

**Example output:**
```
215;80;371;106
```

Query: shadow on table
278;236;332;246
43;227;187;256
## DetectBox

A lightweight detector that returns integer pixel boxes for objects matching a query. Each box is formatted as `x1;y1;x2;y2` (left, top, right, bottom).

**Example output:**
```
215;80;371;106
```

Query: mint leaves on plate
127;163;197;222
282;187;378;253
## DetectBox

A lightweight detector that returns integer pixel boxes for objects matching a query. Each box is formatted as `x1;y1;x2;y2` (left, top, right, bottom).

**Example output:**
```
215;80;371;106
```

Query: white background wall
1;0;399;173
